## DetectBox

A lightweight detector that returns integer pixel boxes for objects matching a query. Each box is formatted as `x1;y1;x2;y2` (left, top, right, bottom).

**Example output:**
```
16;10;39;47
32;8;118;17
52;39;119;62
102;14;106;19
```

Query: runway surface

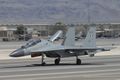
0;55;120;80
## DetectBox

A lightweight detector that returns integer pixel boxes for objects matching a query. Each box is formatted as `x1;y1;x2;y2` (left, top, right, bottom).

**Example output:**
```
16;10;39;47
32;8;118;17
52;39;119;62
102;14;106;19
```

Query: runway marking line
0;68;120;78
2;72;120;80
1;63;120;73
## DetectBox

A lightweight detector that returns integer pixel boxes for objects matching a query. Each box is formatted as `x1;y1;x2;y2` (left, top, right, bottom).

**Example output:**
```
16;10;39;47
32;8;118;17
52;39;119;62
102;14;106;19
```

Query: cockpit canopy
21;39;41;48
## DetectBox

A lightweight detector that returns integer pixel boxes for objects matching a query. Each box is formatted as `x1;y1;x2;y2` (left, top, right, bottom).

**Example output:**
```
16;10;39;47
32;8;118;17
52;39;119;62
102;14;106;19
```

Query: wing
30;45;116;58
31;46;110;53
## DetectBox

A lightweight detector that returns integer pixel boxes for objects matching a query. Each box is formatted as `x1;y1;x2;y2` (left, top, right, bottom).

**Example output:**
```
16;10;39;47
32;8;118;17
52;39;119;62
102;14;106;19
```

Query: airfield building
0;23;120;41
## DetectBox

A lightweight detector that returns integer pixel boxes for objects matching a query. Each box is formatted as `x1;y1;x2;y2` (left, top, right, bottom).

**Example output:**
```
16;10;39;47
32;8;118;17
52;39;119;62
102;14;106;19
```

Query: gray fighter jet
9;30;63;57
10;25;111;65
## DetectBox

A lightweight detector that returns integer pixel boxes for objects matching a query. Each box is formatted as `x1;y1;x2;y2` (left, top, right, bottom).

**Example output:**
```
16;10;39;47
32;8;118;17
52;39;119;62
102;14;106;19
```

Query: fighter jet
10;25;112;65
9;30;63;57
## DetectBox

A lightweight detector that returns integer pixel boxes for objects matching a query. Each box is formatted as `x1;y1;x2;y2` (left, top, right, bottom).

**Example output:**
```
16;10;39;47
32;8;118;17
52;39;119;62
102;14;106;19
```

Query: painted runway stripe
0;68;120;78
83;71;120;76
1;62;120;73
3;73;120;80
0;75;95;80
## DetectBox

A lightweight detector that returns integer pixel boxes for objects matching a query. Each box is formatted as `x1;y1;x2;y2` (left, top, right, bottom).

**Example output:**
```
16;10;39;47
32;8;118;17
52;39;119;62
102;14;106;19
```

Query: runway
0;55;120;80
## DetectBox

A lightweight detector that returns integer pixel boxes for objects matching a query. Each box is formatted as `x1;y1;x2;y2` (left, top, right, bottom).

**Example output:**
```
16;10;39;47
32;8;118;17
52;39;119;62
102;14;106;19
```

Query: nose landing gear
76;56;81;65
41;54;46;66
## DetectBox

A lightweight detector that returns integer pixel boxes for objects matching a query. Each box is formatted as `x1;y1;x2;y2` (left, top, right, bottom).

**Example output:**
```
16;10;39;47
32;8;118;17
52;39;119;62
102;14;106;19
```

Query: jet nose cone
9;50;24;57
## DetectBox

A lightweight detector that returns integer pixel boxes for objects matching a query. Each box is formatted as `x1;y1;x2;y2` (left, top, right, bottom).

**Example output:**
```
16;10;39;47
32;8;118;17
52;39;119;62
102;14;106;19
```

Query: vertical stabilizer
49;30;63;42
83;25;96;48
62;26;75;46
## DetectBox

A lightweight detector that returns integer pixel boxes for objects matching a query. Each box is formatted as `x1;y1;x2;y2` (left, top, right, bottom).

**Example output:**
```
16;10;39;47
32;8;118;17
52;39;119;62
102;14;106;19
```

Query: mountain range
0;0;120;24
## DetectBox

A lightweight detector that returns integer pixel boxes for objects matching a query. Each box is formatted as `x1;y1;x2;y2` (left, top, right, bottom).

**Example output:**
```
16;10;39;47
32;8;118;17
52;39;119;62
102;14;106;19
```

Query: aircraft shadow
0;62;104;69
32;62;104;66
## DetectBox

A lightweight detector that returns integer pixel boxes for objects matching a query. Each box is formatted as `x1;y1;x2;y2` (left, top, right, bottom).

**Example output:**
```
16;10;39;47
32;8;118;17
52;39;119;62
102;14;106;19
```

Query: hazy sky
0;0;120;24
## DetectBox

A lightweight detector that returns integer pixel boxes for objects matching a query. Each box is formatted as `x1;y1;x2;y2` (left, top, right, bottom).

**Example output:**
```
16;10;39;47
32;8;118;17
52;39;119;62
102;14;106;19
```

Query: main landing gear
41;54;61;66
41;54;81;65
54;56;81;65
54;58;60;65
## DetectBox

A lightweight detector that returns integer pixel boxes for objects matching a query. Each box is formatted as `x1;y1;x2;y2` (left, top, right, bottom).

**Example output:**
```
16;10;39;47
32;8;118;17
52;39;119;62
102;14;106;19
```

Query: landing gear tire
41;54;46;66
55;59;60;65
41;62;46;66
76;59;81;65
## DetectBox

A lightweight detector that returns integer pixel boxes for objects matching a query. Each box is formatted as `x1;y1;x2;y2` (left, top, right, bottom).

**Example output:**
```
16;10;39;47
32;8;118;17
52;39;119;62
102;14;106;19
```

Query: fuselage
9;39;89;58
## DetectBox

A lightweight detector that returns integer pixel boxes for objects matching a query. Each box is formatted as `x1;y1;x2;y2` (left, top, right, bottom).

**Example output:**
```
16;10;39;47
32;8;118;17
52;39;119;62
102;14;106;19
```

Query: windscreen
22;39;41;48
